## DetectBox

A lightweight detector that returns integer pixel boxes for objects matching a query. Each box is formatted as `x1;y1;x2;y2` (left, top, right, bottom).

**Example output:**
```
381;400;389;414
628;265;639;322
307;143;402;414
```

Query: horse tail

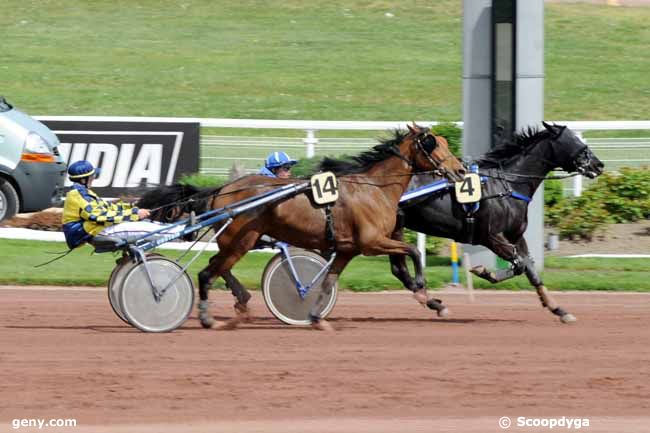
136;183;223;218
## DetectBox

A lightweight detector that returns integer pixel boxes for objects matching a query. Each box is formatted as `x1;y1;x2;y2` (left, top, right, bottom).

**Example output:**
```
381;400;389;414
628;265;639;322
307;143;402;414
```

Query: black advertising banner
42;120;200;197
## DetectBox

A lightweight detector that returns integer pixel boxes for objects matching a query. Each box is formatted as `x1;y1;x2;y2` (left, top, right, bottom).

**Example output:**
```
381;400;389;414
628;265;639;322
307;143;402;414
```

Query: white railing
36;116;650;193
33;116;650;267
557;121;650;196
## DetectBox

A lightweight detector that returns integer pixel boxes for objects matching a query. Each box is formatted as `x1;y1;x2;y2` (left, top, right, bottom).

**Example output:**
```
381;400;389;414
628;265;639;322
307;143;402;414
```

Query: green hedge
546;167;650;239
430;122;462;157
544;179;564;208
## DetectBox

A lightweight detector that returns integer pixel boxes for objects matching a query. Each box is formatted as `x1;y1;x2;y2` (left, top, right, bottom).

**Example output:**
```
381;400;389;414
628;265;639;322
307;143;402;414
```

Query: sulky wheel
107;253;162;324
261;248;337;326
118;256;194;332
108;258;136;324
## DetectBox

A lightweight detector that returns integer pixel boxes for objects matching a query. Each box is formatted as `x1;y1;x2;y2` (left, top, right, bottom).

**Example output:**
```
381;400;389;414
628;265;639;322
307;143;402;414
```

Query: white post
417;233;426;269
463;252;475;302
572;174;583;197
304;129;318;158
572;131;585;197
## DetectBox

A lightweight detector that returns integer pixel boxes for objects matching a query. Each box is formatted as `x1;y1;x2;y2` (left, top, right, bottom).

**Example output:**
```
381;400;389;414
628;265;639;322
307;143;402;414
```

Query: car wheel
0;180;20;222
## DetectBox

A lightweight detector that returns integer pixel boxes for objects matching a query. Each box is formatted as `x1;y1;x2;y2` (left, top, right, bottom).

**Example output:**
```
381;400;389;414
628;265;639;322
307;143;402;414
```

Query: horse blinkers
413;132;441;172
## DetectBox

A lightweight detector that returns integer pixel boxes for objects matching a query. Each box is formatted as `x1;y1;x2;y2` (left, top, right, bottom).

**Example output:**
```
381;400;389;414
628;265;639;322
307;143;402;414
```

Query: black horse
390;122;604;323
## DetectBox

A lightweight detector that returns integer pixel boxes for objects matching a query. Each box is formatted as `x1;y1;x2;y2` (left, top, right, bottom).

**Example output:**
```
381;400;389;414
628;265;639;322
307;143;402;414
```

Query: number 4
454;173;481;203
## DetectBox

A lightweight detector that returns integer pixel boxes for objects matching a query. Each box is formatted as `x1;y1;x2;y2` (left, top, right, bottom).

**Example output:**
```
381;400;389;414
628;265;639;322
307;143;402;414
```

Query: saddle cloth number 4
455;173;482;204
311;172;339;205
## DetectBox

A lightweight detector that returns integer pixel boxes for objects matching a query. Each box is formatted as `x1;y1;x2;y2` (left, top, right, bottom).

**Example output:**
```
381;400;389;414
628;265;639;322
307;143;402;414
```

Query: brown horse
196;124;466;330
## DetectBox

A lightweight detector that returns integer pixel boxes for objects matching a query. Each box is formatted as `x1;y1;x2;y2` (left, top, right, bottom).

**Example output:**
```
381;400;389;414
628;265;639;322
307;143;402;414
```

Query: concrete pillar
462;0;497;269
516;0;545;270
462;0;545;271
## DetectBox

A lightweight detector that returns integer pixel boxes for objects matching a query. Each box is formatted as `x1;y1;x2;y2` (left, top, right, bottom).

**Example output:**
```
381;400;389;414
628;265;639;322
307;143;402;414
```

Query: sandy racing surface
1;287;649;433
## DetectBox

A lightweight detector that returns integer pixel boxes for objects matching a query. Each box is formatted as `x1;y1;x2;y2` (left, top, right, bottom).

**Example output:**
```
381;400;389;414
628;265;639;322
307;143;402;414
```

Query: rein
147;165;449;215
147;130;453;214
483;171;581;182
147;182;291;213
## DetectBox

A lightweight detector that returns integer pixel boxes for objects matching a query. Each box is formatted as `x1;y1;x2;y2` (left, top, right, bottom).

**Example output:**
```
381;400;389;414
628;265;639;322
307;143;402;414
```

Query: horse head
542;122;604;179
137;184;211;223
406;123;465;182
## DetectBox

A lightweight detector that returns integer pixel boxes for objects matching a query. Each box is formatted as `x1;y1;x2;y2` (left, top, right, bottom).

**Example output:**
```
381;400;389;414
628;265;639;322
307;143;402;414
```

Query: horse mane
317;130;408;175
477;126;551;167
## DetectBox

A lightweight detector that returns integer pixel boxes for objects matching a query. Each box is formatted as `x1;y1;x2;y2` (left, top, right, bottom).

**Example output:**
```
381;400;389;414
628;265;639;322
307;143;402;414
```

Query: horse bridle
414;132;456;176
497;127;593;181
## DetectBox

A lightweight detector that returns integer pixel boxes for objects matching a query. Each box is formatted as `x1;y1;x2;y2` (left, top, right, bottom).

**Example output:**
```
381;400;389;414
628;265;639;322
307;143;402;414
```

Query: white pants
100;221;185;241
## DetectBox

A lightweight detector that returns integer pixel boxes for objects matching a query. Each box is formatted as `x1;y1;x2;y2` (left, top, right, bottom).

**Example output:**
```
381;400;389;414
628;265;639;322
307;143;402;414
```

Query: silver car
0;96;66;221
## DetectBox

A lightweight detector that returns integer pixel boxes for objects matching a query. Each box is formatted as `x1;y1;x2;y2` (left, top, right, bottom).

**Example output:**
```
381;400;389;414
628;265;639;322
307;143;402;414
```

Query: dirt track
1;287;649;433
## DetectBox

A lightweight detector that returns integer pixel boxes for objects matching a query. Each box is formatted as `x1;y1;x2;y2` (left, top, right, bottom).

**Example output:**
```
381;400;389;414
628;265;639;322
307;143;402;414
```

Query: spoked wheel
107;253;162;324
261;248;337;326
118;256;194;332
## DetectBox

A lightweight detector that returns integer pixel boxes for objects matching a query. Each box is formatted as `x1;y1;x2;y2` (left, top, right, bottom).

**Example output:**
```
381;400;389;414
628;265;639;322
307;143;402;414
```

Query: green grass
2;239;649;291
1;1;648;121
2;3;648;291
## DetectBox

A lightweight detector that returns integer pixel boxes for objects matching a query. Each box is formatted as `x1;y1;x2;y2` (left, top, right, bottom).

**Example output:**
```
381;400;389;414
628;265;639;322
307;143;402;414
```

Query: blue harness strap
398;168;531;209
511;191;532;202
399;179;450;204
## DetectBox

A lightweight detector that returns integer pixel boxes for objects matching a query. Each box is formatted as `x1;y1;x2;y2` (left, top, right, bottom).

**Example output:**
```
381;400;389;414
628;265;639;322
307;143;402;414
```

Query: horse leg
364;235;448;317
389;211;425;290
513;237;576;324
197;253;225;329
222;270;252;321
470;233;525;284
309;254;353;331
388;239;448;316
471;234;576;324
197;231;260;329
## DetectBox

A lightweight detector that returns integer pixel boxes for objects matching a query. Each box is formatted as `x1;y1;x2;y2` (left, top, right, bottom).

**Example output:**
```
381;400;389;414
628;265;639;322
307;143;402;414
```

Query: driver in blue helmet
255;151;297;249
258;151;297;179
62;160;184;250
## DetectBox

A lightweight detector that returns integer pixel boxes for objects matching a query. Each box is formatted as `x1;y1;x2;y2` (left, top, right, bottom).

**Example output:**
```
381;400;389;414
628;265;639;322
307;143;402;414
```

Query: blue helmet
265;151;297;169
67;160;101;180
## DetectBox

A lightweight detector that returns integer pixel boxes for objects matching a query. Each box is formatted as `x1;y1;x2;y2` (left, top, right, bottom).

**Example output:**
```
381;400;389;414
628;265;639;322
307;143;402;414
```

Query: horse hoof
413;289;428;306
311;319;334;332
560;313;577;324
234;303;252;322
200;318;215;329
470;265;486;275
199;310;215;328
437;307;450;318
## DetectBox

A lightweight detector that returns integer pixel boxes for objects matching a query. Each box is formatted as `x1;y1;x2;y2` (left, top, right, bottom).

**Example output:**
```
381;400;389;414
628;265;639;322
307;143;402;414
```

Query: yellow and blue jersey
62;184;140;249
